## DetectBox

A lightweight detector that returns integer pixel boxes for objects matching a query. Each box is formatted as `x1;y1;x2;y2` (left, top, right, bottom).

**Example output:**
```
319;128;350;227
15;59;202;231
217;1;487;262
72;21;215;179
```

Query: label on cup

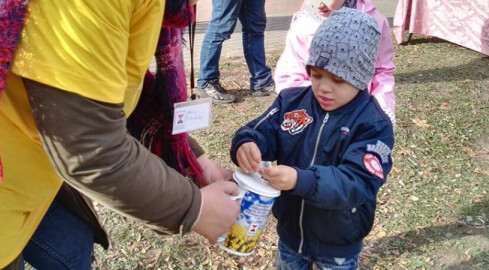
221;191;277;256
217;185;246;244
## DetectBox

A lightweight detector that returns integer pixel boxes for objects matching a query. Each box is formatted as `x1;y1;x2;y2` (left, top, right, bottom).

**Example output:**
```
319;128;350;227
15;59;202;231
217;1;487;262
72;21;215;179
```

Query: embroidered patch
340;126;350;136
281;109;313;135
366;140;391;164
363;154;384;180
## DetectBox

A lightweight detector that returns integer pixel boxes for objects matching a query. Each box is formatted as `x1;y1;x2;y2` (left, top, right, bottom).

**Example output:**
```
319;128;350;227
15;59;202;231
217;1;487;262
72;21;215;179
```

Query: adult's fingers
218;179;238;196
193;182;240;243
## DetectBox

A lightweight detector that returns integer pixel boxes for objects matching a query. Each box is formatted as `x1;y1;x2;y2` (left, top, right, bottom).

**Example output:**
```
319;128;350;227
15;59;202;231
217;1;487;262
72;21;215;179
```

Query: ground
91;36;489;270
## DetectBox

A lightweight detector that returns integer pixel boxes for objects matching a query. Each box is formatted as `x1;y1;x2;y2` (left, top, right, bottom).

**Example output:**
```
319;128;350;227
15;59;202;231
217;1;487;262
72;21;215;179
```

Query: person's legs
197;0;241;89
239;0;274;94
276;240;312;270
196;0;241;103
23;198;95;270
313;254;359;270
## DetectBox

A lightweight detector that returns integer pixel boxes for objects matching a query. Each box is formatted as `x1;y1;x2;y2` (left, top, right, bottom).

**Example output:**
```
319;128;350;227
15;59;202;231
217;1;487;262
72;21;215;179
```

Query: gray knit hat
306;7;381;90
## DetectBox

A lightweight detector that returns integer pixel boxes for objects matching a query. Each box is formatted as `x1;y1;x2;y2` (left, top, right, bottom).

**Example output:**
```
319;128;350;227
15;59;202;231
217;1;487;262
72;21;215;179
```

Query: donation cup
219;169;280;256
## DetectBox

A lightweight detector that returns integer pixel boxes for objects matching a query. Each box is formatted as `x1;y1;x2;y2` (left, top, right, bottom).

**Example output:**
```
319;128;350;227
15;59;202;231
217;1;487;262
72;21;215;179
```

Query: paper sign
172;98;212;135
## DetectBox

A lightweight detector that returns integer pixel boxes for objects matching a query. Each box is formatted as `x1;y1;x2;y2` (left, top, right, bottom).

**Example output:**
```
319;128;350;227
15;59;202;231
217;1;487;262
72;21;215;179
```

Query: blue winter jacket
230;87;394;258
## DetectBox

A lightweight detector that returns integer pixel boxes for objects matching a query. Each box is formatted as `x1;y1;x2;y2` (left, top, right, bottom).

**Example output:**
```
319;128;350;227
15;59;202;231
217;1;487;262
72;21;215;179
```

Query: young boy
230;8;394;270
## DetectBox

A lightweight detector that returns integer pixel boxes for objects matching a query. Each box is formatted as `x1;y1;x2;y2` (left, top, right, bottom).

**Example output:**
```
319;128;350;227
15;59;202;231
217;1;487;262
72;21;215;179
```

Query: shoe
196;80;235;103
251;83;276;97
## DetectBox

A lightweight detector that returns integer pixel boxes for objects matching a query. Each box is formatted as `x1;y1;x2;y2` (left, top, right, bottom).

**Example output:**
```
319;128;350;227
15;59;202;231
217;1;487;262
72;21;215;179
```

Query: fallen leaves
410;195;420;201
376;230;387;238
392;167;402;175
462;147;476;157
412;118;431;128
440;102;452;110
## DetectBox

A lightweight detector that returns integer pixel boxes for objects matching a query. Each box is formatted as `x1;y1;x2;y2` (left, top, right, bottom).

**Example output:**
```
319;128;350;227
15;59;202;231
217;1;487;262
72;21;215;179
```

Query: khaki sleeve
24;79;201;234
187;135;205;158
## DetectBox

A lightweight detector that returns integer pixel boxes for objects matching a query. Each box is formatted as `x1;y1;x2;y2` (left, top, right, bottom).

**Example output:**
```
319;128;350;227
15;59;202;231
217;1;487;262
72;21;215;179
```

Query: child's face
317;0;346;17
310;66;359;111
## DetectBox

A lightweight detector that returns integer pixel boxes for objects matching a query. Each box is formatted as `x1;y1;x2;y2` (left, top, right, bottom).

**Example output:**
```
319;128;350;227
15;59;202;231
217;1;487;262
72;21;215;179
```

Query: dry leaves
412;118;431;128
440;102;452;110
462;147;476;157
392;167;402;175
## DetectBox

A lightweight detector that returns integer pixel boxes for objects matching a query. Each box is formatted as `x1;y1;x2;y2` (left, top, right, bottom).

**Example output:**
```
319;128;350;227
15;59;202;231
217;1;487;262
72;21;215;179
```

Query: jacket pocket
351;200;376;240
273;194;302;235
306;200;376;245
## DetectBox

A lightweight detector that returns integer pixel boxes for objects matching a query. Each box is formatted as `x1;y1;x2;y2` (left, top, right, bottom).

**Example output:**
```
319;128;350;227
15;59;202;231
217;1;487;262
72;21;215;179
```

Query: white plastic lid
233;169;281;198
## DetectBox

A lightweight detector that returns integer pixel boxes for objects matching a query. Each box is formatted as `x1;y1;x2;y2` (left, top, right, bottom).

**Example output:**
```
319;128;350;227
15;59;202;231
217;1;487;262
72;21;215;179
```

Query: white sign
172;98;212;135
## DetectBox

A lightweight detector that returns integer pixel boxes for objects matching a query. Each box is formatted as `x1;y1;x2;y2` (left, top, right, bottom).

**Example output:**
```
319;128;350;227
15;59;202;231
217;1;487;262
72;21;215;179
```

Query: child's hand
260;165;297;191
236;142;262;174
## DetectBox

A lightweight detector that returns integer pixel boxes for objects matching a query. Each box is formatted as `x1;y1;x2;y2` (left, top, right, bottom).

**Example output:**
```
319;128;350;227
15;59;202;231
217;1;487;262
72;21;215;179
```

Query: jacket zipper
298;113;329;253
253;108;279;129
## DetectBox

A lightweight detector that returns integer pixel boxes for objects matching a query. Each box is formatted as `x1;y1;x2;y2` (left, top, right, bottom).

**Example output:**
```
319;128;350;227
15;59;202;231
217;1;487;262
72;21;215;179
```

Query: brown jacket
25;78;205;249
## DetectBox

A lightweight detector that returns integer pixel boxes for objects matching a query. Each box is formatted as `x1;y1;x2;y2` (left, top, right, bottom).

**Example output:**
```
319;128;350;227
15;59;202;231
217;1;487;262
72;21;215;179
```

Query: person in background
195;0;276;103
274;0;396;124
0;0;239;269
231;9;394;270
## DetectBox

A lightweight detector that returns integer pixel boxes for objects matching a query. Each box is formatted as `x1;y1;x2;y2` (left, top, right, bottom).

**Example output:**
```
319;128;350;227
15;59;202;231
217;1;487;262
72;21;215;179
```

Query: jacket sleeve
230;97;282;165
369;14;396;123
291;119;394;210
274;13;319;93
24;79;202;235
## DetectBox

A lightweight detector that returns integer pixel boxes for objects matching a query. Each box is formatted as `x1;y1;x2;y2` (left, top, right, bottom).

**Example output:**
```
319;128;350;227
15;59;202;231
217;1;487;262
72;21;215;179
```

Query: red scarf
126;1;204;184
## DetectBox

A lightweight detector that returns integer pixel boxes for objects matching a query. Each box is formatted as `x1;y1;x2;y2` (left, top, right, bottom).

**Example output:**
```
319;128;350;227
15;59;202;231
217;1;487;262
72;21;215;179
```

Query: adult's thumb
218;180;238;195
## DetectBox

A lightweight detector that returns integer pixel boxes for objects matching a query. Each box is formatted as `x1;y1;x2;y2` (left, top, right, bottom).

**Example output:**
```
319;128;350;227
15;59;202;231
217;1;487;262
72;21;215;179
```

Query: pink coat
274;0;396;121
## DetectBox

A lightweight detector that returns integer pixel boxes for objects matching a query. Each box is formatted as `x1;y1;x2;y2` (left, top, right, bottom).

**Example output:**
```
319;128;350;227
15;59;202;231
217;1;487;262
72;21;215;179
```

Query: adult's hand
197;155;233;185
192;181;240;243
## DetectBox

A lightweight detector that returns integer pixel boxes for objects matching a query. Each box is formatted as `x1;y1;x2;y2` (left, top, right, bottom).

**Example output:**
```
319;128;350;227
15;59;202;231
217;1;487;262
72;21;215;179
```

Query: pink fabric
274;0;396;122
393;0;489;56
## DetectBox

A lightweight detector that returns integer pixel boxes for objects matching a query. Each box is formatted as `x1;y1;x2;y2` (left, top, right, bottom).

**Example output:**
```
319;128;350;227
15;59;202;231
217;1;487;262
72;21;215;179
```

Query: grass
91;36;489;269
